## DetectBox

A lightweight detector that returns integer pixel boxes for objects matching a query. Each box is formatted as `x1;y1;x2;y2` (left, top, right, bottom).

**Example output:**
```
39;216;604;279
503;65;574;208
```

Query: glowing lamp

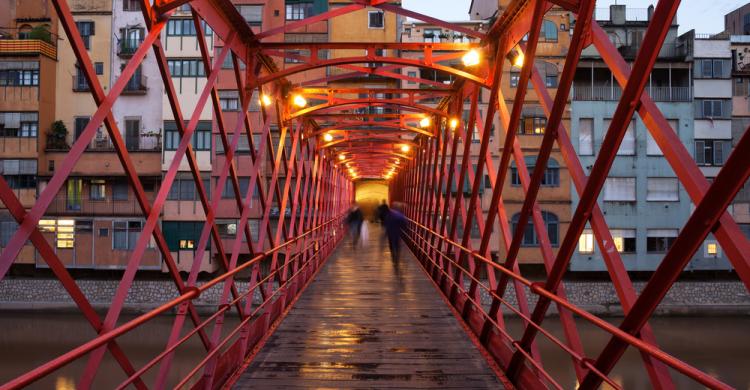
462;49;481;67
293;94;307;108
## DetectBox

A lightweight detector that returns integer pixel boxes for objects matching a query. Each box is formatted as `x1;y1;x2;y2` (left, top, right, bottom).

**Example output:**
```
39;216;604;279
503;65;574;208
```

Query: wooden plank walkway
232;224;504;389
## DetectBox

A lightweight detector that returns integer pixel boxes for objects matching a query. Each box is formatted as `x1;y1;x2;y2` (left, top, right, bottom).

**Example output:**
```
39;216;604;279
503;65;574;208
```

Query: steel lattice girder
0;0;748;388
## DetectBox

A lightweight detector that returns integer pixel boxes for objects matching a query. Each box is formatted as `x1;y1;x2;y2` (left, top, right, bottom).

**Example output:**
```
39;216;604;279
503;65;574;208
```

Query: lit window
57;220;75;248
705;241;720;257
579;229;594;253
611;229;636;253
179;239;195;249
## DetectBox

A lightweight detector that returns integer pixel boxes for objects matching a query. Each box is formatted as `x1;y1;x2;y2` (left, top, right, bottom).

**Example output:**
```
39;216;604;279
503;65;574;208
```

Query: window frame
368;10;385;29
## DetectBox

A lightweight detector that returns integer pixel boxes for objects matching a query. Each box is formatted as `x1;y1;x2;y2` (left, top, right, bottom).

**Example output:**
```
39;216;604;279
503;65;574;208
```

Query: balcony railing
72;75;89;92
572;85;691;102
118;38;143;57
123;75;147;94
46;195;157;215
46;133;162;152
0;39;57;59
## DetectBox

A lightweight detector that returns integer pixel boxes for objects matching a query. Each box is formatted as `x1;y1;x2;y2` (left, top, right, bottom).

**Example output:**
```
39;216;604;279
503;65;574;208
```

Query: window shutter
578;118;593;155
647;177;678;201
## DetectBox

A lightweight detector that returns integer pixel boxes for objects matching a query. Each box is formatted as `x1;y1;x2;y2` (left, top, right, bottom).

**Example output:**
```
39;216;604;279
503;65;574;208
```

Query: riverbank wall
0;278;748;316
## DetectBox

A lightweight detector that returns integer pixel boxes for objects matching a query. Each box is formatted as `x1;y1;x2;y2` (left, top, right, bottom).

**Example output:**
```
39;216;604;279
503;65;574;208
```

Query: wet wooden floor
232;224;504;389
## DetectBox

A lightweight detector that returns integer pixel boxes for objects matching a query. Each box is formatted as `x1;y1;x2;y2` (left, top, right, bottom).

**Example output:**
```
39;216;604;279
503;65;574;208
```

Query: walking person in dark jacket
384;202;407;262
376;200;390;248
345;203;364;247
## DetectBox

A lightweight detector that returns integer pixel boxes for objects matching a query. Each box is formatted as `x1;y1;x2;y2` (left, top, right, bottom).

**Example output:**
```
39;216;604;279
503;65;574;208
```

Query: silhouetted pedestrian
345;203;364;246
376;200;389;224
384;202;407;262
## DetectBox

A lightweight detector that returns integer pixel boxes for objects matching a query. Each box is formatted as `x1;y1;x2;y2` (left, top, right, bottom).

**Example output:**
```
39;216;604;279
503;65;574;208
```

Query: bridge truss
0;0;749;388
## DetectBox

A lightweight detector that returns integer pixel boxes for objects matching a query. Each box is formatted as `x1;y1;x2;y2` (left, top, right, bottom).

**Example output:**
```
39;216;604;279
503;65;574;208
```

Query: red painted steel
1;0;748;389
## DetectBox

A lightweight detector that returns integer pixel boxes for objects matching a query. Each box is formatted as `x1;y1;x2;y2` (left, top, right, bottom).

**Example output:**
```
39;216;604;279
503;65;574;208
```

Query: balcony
46;195;156;216
122;75;147;95
72;75;89;92
117;38;143;58
46;132;161;152
0;39;57;59
572;85;691;102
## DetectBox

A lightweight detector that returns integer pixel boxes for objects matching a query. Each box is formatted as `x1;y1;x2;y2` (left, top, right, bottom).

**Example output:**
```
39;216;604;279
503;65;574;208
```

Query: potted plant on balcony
46;120;69;150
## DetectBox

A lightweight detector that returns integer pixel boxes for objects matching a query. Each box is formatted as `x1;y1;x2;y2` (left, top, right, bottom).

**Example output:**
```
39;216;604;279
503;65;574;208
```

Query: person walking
345;203;364;247
376;200;389;224
376;200;390;248
384;202;407;262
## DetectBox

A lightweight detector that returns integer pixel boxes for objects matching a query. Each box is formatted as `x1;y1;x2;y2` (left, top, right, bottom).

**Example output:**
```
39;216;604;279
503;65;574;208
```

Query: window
0;112;39;138
0;218;18;247
578;229;594;253
697;59;730;78
611;229;636;253
167;176;210;201
647;229;677;253
75;21;94;50
215;135;252;155
603;177;636;201
164;120;212;151
95;62;104;75
695;139;731;166
604;119;635;155
518;116;546;135
368;11;384;28
74;117;89;141
0;159;37;189
423;28;441;43
38;219;76;249
166;19;213;36
697;99;729;118
123;0;140;11
119;27;143;54
90;179;106;201
219;90;239;111
73;66;89;91
167;59;206;77
163;221;206;251
236;5;263;26
542;19;558;42
217;220;238;237
578;118;593;155
0;62;39;86
222;177;251;199
286;2;312;20
284;49;307;63
511;211;559;246
545;73;558;88
510;71;520;87
113;220;143;250
646;119;678;155
704;240;721;257
511;157;560;187
407;71;416;84
113;180;128;201
647;177;678;201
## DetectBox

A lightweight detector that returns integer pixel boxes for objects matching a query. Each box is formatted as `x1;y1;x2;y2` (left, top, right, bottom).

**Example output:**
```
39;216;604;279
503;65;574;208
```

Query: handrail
404;217;732;390
0;214;344;390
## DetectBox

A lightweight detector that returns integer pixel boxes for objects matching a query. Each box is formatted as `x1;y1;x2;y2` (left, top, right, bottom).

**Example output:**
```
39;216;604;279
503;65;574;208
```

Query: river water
0;312;748;389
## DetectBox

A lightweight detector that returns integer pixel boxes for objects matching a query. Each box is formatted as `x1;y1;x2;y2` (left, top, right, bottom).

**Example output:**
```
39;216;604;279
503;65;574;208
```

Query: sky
401;0;750;34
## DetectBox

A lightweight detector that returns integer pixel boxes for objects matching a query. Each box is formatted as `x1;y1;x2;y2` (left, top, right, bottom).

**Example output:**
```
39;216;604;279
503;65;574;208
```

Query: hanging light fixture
293;94;307;108
260;94;272;107
462;48;481;67
323;133;333;142
507;47;524;68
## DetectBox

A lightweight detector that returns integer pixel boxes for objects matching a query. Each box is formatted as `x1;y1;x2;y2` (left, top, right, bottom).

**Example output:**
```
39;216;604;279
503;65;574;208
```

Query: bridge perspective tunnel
1;0;749;389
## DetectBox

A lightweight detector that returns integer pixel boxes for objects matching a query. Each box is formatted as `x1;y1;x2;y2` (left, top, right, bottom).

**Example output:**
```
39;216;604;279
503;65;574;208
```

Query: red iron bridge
1;0;749;388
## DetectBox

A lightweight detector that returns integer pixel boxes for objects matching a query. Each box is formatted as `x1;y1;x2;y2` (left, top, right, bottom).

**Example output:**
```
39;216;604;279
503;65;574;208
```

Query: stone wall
0;277;748;316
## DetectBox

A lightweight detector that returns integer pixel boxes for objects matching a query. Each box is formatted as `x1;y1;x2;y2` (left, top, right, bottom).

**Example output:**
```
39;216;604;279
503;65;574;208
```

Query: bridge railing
403;219;731;389
0;216;345;389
